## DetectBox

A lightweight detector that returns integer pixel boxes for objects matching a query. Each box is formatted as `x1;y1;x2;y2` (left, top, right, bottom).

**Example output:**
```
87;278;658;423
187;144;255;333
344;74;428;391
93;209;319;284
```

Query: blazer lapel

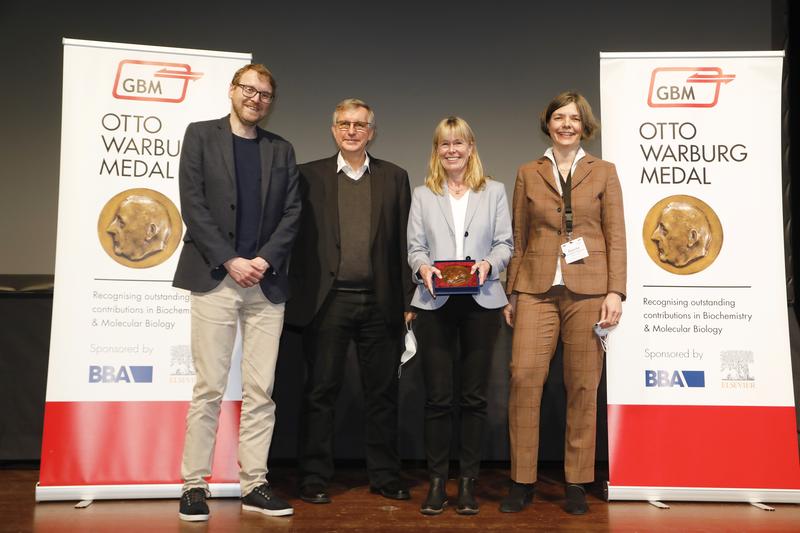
323;155;341;248
435;191;455;237
216;117;236;187
463;186;482;231
535;158;561;196
571;155;595;190
258;129;273;207
368;156;383;246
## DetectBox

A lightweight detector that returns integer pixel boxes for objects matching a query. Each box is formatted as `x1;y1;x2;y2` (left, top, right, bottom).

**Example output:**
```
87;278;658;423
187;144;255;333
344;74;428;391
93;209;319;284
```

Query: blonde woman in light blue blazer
407;116;512;516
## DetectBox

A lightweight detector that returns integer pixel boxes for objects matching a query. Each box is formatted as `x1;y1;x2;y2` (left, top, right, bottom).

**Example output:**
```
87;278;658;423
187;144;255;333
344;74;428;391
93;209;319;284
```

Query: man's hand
404;311;416;325
251;256;270;274
224;257;266;288
418;264;442;299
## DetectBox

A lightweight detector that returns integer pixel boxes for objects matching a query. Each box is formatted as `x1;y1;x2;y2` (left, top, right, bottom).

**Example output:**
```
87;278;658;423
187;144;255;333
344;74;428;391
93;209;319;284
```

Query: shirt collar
337;152;371;180
544;146;586;174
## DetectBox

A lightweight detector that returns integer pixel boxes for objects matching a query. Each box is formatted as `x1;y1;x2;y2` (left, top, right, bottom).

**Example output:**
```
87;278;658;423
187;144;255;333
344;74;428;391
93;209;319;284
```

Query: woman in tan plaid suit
500;92;627;515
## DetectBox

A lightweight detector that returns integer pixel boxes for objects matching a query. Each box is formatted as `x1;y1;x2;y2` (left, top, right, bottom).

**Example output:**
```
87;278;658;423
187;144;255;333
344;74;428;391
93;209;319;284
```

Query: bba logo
648;67;735;108
645;370;705;388
113;60;203;103
89;365;153;383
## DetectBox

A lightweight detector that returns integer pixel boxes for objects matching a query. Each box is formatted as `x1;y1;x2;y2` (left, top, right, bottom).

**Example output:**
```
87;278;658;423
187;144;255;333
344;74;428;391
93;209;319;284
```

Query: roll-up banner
37;39;251;501
600;51;800;503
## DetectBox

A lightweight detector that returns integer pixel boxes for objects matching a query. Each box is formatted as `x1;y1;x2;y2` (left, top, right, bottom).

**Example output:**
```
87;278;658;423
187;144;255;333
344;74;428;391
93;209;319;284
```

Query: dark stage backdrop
0;0;776;275
2;1;795;466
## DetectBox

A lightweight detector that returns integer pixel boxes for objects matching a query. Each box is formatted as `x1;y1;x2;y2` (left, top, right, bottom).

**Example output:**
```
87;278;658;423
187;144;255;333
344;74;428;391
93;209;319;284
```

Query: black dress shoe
420;476;447;515
565;483;588;515
369;479;410;500
456;477;479;515
299;483;331;504
499;480;535;513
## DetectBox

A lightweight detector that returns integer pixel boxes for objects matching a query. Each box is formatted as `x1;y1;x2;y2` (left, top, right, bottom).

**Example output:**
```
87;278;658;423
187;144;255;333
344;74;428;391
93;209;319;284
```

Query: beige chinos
181;275;285;495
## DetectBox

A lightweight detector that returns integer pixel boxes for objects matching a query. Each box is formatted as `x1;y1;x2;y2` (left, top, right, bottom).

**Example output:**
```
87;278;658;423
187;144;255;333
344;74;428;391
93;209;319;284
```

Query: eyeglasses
237;84;274;103
438;139;468;150
335;120;372;133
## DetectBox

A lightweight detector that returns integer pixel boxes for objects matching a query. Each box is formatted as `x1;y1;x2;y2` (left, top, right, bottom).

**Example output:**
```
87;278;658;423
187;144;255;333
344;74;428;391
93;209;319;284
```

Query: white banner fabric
600;51;800;502
38;39;251;500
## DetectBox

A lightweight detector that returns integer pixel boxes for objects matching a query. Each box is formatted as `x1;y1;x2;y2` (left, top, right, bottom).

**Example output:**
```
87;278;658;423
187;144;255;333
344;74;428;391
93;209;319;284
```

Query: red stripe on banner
608;404;800;488
39;401;241;486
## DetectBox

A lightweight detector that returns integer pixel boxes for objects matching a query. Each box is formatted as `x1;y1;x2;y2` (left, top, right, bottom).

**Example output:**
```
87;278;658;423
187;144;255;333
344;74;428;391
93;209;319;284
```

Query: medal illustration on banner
97;188;183;268
642;194;723;274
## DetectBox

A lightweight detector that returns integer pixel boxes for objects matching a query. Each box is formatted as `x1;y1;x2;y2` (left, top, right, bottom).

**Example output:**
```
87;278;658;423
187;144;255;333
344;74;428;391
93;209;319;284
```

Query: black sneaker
242;483;294;517
178;487;209;522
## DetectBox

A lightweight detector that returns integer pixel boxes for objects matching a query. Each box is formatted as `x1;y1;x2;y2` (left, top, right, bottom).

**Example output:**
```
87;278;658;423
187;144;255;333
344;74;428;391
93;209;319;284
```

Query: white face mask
398;323;417;378
593;322;615;353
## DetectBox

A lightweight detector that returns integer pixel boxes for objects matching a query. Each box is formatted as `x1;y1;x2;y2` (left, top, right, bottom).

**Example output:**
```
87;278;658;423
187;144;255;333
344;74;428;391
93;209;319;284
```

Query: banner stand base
607;483;800;504
35;482;241;502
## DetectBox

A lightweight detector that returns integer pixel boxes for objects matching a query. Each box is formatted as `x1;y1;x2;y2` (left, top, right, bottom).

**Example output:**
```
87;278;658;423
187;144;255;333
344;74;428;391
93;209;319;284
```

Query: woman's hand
470;260;491;285
599;292;622;327
418;264;442;299
503;293;518;327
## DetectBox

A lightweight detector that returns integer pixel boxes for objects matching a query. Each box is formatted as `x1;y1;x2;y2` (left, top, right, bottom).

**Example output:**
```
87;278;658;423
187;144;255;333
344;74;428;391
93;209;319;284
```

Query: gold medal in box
433;260;480;294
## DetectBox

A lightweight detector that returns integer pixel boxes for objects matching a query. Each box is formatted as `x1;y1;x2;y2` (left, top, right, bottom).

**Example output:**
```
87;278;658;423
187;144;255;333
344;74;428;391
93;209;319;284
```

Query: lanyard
558;165;573;237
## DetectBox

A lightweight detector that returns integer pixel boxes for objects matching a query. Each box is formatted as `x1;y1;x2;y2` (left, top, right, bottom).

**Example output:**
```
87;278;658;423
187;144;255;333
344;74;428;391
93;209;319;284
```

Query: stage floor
3;463;800;532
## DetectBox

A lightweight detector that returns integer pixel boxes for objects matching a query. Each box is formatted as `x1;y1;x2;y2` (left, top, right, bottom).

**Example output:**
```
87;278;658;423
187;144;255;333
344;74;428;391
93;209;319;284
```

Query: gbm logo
647;67;735;108
645;370;705;388
89;365;153;383
112;60;203;103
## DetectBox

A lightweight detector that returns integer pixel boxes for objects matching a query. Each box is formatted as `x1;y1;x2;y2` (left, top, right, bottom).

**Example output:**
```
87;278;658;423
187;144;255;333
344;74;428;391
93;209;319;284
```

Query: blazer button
230;204;236;210
465;256;472;260
464;231;469;237
557;207;562;213
228;231;234;238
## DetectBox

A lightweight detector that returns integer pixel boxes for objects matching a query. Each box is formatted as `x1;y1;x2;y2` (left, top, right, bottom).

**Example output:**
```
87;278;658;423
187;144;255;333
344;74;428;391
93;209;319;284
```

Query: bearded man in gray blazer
173;63;300;521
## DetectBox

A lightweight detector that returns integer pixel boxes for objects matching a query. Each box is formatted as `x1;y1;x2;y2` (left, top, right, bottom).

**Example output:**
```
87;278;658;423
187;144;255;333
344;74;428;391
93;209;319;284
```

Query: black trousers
298;289;401;488
414;295;501;479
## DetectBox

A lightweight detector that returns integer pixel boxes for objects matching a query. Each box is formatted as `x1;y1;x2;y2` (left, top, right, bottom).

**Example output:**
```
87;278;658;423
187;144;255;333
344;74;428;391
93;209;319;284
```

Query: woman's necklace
447;180;468;198
554;151;577;178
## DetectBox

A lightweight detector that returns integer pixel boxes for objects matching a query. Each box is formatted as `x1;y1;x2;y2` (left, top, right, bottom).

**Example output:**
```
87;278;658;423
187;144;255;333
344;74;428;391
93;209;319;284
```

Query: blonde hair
425;116;487;195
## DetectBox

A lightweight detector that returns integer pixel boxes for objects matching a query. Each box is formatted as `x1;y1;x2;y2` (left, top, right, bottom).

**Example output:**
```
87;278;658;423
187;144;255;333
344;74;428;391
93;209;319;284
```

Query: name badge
561;237;589;264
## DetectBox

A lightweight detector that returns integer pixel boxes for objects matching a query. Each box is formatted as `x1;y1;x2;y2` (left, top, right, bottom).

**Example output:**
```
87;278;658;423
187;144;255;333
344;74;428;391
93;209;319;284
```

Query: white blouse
449;190;470;259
